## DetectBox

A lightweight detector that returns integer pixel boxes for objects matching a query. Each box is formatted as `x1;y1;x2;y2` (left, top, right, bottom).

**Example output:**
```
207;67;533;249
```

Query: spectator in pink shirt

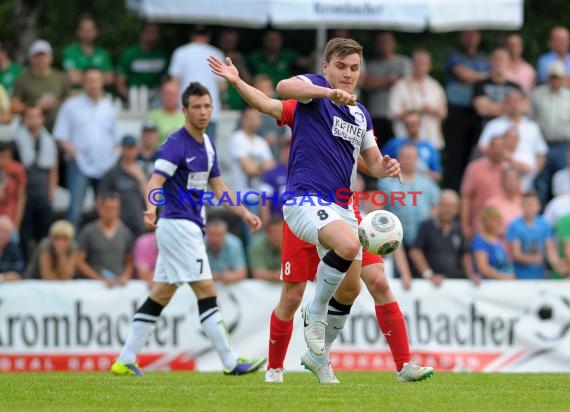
133;231;157;288
485;167;523;235
461;136;506;240
504;33;536;95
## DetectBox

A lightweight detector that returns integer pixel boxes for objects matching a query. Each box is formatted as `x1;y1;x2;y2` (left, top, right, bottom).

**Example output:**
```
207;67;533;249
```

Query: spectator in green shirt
12;40;70;132
0;40;24;95
62;14;113;89
146;79;184;145
116;22;168;101
248;218;283;282
553;214;570;279
246;29;310;89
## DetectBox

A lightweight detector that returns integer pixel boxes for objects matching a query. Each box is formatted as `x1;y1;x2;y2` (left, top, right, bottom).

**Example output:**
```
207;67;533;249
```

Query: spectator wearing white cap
11;39;70;131
531;60;570;205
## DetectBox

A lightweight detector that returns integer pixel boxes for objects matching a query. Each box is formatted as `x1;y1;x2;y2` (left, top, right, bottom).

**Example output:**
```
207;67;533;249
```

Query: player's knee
366;274;391;299
335;237;361;261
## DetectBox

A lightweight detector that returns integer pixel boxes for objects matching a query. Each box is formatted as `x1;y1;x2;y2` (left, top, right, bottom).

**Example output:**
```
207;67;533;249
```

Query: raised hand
208;56;240;85
326;88;357;106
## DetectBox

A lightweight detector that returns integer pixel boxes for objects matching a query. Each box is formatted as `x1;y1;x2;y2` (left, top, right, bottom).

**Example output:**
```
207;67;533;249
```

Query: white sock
308;260;345;320
200;307;238;370
118;315;158;364
314;300;351;364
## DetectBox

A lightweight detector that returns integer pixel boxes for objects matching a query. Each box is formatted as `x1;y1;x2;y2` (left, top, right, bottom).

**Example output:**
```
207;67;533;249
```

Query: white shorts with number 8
282;196;362;260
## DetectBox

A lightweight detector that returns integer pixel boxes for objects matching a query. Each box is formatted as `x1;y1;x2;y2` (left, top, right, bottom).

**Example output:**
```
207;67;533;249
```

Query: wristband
422;269;434;279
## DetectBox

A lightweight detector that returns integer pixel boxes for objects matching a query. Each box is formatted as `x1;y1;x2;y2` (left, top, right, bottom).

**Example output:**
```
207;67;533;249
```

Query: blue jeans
66;161;99;229
534;143;569;207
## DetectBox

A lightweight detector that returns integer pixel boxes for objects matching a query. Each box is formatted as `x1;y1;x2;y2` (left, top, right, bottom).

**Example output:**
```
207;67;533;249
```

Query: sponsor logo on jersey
331;116;365;147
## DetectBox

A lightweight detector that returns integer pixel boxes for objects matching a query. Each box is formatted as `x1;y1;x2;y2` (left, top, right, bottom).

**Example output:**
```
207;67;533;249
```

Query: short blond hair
479;206;503;225
323;38;363;63
49;220;75;240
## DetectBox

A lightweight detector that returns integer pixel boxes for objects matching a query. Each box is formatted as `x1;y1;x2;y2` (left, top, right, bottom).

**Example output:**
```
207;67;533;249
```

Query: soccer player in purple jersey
209;39;401;355
111;82;266;377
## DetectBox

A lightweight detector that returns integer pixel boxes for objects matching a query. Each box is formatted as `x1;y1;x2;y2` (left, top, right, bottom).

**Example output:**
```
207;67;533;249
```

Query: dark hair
181;82;211;108
77;13;97;29
0;142;12;152
98;191;121;202
0;40;14;57
82;66;102;74
191;25;211;37
141;21;159;33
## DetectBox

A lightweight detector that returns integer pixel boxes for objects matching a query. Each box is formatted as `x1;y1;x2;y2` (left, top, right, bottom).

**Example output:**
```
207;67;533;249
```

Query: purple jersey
260;163;288;217
153;127;220;229
278;74;376;203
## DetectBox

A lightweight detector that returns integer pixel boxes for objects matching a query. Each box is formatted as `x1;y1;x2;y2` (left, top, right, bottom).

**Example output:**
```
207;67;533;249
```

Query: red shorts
281;208;383;283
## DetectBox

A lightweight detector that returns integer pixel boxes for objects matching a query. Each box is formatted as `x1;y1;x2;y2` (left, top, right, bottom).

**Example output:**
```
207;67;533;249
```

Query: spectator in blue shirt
472;206;515;280
536;26;570;85
205;218;247;284
506;192;567;279
382;111;442;182
377;144;440;248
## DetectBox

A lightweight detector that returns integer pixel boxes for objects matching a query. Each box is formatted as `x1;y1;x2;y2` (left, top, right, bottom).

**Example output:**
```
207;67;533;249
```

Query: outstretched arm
209;56;283;120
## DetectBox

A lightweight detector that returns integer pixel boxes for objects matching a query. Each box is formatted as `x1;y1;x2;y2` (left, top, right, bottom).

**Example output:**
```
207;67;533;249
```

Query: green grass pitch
0;372;567;412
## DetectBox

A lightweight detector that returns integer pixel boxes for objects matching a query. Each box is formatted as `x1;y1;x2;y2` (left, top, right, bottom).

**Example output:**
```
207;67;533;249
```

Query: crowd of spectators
0;17;568;286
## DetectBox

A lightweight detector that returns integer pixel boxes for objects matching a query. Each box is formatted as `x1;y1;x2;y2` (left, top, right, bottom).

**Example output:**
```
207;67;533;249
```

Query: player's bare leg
112;282;177;376
266;282;307;383
361;263;434;381
303;220;360;355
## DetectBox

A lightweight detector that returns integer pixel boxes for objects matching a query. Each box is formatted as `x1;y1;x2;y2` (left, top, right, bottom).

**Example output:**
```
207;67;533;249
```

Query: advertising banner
1;280;569;372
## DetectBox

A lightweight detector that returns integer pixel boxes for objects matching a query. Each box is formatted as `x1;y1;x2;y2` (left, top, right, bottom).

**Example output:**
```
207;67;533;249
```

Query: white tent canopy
127;0;523;31
127;0;523;66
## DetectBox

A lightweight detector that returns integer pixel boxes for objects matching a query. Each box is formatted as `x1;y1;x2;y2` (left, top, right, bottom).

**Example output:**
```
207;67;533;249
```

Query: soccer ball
358;210;403;256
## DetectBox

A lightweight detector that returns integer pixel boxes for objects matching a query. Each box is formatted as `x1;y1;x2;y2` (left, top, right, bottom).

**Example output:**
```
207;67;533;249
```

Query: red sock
268;311;293;369
375;302;410;371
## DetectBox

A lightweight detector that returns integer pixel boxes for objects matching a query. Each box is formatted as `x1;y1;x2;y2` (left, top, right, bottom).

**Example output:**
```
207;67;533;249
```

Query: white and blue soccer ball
358;210;403;256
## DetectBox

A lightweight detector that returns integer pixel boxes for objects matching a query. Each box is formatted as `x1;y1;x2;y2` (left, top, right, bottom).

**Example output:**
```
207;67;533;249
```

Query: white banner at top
269;0;427;31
